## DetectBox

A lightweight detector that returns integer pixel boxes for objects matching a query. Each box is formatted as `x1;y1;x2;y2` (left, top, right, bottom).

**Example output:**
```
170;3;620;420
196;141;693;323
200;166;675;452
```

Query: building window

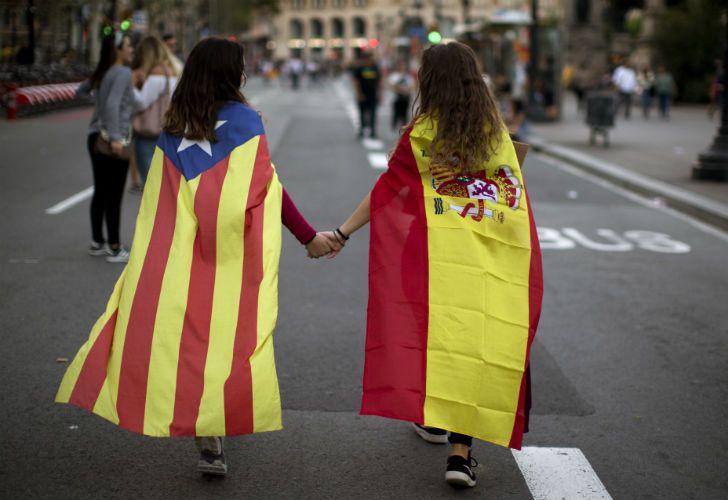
291;0;306;10
312;0;326;8
310;18;324;38
353;0;367;8
352;16;366;37
331;17;345;37
332;0;347;7
290;19;304;39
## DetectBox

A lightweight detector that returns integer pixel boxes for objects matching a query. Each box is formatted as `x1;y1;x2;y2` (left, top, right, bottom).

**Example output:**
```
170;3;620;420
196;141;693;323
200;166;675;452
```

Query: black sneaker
105;245;130;263
195;437;227;476
445;454;478;488
88;241;110;256
412;423;449;444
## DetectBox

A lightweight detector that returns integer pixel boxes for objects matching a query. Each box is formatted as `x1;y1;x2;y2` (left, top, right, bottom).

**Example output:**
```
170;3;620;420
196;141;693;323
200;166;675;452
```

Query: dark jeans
618;91;632;119
358;97;378;137
87;133;129;246
658;93;671;118
392;96;410;131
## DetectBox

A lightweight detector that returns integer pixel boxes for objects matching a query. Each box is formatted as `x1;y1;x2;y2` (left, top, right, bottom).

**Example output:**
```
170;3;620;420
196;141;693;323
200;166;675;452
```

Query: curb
529;137;728;232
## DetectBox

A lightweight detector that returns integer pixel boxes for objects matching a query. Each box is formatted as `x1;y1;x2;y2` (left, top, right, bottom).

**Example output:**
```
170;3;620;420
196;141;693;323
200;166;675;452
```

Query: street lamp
693;9;728;182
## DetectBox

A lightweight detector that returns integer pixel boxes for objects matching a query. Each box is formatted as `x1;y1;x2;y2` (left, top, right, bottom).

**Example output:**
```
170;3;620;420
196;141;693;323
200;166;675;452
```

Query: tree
652;0;724;101
213;0;279;35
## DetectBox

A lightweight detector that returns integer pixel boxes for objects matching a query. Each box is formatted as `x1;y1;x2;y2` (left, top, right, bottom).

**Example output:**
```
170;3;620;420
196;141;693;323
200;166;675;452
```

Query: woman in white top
131;36;179;185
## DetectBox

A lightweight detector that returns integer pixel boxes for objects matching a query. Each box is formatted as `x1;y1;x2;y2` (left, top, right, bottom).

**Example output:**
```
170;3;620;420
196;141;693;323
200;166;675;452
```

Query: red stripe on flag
68;310;119;410
361;128;430;424
224;135;272;435
169;156;230;436
116;157;181;433
508;187;543;449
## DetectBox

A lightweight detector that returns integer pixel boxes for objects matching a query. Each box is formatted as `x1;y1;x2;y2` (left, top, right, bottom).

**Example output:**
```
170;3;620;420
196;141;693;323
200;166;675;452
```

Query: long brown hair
90;32;128;90
410;42;503;172
164;37;249;141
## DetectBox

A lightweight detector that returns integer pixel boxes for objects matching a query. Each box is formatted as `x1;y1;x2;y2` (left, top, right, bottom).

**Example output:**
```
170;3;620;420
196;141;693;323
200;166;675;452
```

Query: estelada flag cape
56;102;284;437
362;116;543;449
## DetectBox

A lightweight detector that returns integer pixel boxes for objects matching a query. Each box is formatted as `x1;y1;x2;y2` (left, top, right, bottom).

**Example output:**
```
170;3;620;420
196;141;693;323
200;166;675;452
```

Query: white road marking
362;138;384;150
535;153;728;244
367;152;388;170
45;186;94;215
512;447;612;500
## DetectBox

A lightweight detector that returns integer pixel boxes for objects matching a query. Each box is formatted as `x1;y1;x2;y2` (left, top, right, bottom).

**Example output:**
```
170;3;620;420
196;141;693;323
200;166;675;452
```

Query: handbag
94;129;132;160
132;70;171;138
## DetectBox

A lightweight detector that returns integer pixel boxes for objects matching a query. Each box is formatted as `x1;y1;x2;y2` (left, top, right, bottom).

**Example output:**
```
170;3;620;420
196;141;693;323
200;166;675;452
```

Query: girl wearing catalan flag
329;42;543;488
56;38;338;477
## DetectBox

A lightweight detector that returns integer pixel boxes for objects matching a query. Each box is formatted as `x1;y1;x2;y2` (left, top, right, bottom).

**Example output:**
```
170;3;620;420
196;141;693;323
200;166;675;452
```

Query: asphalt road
0;76;726;499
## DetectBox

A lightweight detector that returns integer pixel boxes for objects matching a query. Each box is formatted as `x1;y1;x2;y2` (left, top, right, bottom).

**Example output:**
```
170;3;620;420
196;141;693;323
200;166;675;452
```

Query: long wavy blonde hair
132;36;173;76
409;42;504;172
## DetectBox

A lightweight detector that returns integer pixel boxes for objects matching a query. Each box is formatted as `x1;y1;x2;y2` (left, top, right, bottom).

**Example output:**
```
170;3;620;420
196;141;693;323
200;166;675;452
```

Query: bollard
5;84;17;120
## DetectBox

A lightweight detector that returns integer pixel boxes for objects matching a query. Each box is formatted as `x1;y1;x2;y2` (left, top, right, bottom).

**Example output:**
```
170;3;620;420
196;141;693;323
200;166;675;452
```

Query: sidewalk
530;94;728;230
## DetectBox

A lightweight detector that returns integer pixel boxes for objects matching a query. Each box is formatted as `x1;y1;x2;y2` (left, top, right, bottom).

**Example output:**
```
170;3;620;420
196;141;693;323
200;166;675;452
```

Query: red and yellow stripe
362;117;542;449
56;135;283;437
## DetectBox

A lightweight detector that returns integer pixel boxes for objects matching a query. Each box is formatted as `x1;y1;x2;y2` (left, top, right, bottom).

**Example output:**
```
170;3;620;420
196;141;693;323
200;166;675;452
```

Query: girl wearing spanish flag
330;42;543;488
56;38;338;477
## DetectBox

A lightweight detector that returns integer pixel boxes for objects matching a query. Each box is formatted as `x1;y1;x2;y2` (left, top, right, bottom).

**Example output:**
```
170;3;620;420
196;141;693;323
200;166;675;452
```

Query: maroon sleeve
282;187;317;245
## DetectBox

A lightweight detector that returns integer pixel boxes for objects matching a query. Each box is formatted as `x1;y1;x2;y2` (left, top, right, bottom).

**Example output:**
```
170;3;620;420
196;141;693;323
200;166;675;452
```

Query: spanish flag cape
363;116;543;449
57;102;284;437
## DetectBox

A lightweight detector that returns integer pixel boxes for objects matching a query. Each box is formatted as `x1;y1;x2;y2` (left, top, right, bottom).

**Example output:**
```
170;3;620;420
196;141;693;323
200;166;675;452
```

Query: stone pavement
530;93;728;229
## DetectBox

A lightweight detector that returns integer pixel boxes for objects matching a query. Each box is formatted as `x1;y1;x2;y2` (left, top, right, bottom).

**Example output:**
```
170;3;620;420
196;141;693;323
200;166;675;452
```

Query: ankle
450;443;470;459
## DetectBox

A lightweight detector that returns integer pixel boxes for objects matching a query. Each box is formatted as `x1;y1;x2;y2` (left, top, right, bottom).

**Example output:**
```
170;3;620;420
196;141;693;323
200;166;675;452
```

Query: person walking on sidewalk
352;51;382;138
56;37;340;478
637;66;655;119
655;65;676;120
388;60;415;133
76;31;135;263
612;60;637;119
131;35;178;186
326;42;542;489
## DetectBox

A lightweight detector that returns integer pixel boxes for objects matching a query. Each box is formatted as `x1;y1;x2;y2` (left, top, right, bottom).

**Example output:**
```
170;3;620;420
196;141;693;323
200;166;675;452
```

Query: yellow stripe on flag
195;138;260;436
90;146;166;425
141;173;200;436
410;120;532;446
251;170;283;433
55;268;127;403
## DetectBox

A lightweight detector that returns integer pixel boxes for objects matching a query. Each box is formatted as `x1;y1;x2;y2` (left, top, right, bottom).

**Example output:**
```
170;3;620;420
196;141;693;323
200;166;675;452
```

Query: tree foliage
214;0;279;34
652;0;724;101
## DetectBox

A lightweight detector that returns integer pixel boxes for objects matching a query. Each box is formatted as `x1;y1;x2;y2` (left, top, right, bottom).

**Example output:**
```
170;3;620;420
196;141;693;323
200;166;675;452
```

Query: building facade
264;0;560;65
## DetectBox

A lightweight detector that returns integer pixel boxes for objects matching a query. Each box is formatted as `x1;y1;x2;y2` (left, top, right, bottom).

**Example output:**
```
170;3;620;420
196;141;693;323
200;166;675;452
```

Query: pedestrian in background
352;51;381;138
612;60;637;119
57;37;341;479
162;33;184;76
131;35;178;185
388;60;414;133
655;65;676;120
327;42;542;489
287;55;304;90
637;66;655;119
76;31;135;263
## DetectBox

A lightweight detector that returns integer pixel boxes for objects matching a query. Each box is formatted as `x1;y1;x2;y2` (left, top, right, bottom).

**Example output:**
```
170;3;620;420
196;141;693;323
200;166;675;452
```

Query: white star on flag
177;120;228;156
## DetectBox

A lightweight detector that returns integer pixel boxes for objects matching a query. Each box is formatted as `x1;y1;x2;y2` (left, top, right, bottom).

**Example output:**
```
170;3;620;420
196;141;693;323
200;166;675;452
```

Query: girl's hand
306;233;335;259
320;231;345;259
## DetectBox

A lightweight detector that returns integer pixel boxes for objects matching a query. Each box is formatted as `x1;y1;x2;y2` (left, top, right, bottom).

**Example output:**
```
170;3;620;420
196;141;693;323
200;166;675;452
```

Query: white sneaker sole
445;470;476;488
412;423;449;444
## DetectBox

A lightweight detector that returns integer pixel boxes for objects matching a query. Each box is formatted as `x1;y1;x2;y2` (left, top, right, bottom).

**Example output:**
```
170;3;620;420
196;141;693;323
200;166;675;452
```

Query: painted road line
367;152;388;170
536;153;728;245
362;138;384;150
512;447;612;500
45;186;94;215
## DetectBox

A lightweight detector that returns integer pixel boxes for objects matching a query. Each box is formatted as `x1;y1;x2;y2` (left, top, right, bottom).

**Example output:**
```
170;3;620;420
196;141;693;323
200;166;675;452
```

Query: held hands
304;230;348;259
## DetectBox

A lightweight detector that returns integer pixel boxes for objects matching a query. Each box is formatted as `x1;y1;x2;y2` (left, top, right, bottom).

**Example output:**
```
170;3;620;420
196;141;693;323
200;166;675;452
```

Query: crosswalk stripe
512;447;612;499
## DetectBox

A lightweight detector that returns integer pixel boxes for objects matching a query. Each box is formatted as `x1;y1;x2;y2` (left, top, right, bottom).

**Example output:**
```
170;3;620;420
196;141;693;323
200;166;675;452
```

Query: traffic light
427;30;442;44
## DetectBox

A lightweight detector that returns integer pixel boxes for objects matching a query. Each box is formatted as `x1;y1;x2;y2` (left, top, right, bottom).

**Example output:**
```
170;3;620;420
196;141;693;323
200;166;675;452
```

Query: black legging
358;97;378;136
87;133;129;246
